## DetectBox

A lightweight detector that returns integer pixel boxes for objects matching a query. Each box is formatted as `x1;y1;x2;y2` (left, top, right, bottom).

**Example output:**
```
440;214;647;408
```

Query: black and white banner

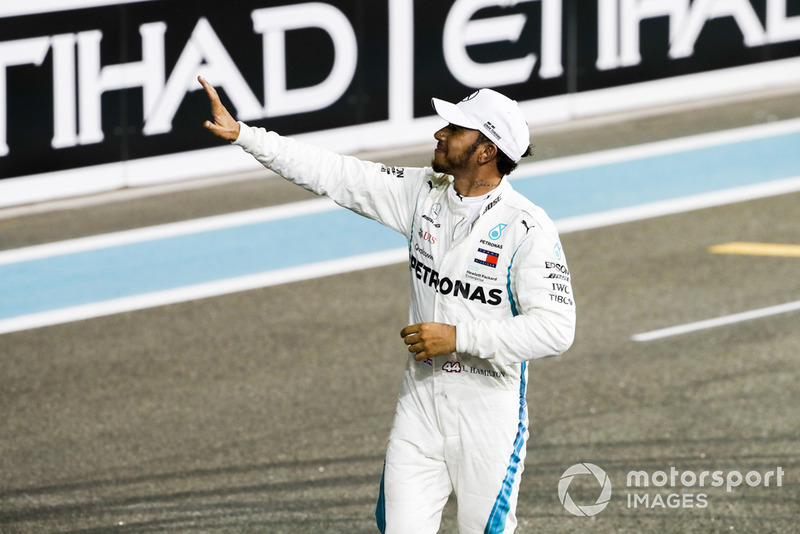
2;0;800;205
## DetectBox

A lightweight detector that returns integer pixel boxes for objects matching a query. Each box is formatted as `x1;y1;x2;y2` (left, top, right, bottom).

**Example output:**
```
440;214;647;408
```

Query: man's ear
478;142;498;165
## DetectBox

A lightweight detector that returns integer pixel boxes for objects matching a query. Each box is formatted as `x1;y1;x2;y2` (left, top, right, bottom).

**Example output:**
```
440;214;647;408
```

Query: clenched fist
401;323;456;361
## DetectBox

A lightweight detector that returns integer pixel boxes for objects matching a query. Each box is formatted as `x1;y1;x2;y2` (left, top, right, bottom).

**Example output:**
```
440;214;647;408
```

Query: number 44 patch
442;361;462;373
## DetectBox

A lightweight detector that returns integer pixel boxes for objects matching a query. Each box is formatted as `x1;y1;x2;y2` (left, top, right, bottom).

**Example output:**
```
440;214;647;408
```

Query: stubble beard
431;143;478;174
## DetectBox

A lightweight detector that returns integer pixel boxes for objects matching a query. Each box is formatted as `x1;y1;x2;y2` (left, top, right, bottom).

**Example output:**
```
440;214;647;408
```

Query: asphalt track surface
2;87;800;533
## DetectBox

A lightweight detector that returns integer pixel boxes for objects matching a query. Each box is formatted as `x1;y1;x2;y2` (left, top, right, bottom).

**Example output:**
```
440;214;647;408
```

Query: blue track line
0;209;404;319
515;130;800;219
2;124;800;324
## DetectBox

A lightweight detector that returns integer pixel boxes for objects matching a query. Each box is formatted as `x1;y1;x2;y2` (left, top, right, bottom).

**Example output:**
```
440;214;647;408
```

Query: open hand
198;76;240;141
401;323;456;361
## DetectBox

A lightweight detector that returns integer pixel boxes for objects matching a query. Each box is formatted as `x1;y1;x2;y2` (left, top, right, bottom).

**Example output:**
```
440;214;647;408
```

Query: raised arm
199;76;240;142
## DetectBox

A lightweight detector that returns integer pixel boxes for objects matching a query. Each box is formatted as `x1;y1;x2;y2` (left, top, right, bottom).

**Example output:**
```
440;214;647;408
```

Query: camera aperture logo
558;463;612;516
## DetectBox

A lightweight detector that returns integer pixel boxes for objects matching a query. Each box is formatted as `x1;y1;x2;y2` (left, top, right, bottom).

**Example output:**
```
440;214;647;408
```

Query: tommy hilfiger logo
475;248;499;268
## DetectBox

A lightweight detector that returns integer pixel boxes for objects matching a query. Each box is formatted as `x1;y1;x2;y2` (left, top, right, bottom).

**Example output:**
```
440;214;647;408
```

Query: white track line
0;248;407;335
513;116;800;179
0;197;336;266
555;175;800;233
5;175;800;267
5;118;800;266
631;300;800;342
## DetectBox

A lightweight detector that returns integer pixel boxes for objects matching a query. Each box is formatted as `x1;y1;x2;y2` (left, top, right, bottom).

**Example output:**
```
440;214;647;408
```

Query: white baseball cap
431;89;530;162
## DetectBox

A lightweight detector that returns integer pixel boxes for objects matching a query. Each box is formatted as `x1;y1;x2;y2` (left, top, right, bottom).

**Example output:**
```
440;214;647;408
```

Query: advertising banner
2;0;800;205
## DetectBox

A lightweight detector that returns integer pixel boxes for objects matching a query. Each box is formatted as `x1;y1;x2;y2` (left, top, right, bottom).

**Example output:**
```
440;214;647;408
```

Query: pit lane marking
633;241;800;341
632;300;800;342
709;242;800;258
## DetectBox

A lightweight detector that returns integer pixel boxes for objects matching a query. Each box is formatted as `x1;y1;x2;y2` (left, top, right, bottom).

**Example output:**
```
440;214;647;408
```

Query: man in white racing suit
199;76;576;533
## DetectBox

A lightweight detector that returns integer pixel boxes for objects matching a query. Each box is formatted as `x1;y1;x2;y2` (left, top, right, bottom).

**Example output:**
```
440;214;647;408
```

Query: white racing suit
234;124;576;533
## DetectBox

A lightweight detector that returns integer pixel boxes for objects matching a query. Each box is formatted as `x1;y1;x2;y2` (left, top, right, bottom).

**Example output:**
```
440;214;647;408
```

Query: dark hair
471;132;532;177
